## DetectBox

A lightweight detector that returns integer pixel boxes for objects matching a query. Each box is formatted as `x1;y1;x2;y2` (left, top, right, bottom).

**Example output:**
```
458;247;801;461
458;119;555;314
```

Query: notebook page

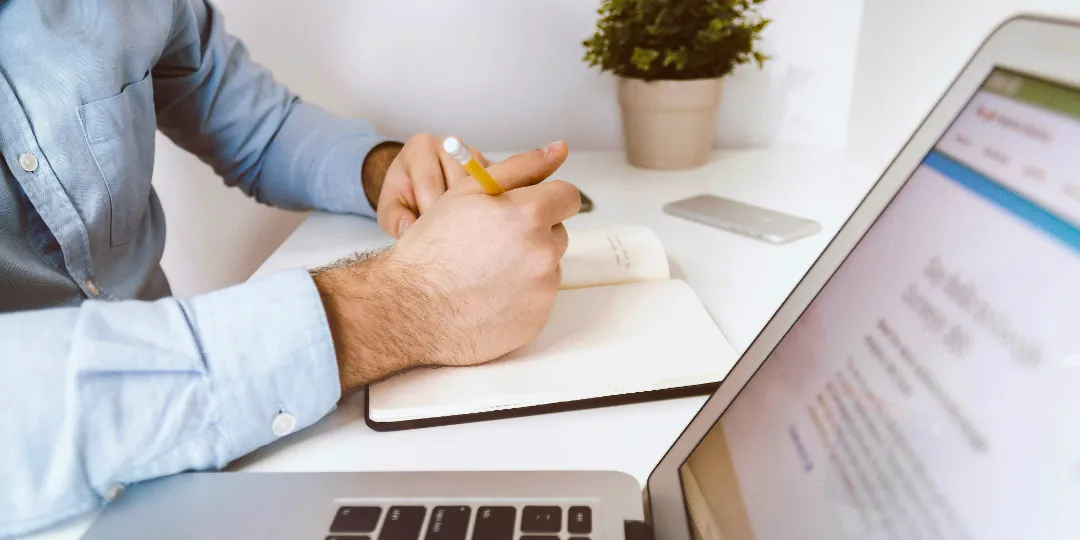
368;279;737;423
559;225;670;290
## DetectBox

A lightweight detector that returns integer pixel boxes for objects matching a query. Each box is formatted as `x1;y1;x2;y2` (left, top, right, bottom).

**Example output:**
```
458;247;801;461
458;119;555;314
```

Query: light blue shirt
0;1;393;535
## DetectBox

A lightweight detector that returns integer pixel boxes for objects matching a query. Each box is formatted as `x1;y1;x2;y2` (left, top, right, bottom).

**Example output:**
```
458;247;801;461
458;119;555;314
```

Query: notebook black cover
363;381;720;431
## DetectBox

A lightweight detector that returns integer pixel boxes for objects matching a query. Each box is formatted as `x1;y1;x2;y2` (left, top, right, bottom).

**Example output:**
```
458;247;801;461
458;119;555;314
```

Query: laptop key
426;506;471;540
568;507;591;534
328;537;371;540
473;505;514;540
379;506;427;540
520;536;559;540
472;506;516;540
520;506;561;533
330;506;382;533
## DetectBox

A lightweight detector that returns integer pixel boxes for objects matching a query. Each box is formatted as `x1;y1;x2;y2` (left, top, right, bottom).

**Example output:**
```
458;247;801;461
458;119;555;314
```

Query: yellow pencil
443;137;504;195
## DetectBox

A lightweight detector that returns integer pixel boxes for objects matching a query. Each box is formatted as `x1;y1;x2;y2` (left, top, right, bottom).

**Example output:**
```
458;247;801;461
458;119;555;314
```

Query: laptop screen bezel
641;13;1080;540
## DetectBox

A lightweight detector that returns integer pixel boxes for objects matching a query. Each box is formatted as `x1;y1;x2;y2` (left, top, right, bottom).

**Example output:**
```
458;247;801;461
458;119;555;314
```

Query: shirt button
271;412;296;437
104;483;124;502
18;153;38;172
85;280;101;297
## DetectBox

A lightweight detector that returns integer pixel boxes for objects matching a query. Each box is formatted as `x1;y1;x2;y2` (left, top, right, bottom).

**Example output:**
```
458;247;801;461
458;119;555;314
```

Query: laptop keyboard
327;504;593;540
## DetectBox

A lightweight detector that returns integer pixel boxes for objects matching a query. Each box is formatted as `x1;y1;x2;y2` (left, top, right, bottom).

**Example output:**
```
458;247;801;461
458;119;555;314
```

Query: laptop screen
679;68;1080;540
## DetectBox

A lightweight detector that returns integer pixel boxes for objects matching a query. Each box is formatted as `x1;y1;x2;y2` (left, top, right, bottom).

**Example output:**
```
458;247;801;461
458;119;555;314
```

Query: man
0;1;581;536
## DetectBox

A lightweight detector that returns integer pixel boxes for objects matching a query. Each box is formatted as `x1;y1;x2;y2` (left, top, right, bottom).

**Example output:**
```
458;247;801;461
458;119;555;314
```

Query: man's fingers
458;141;568;195
377;198;418;239
505;179;582;227
406;149;448;213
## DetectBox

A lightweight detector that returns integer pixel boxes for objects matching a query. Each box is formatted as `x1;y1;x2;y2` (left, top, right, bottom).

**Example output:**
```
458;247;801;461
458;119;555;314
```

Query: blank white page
368;279;737;423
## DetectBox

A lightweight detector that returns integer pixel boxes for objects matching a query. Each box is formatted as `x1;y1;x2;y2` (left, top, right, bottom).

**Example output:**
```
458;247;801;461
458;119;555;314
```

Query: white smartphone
663;194;821;244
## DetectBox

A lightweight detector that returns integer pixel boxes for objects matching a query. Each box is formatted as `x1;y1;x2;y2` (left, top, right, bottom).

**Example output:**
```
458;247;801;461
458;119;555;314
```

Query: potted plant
583;0;771;169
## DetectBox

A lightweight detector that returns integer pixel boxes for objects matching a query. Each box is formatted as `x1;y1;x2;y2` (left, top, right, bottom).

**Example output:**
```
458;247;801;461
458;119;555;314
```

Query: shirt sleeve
0;269;342;537
150;0;393;217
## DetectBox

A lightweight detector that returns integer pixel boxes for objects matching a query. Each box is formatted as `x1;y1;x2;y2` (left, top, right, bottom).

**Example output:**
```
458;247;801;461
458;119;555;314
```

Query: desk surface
30;148;878;540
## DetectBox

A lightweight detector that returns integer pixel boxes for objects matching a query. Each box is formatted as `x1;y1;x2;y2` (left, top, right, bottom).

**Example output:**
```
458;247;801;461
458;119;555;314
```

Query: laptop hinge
624;520;654;540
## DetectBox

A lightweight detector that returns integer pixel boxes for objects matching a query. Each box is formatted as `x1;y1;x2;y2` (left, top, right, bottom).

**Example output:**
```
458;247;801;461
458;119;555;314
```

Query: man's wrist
310;252;389;394
361;141;405;211
310;249;436;394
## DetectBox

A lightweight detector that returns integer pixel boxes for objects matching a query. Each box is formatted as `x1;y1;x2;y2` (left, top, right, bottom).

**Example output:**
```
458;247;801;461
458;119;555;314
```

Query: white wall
157;0;864;296
847;0;1080;168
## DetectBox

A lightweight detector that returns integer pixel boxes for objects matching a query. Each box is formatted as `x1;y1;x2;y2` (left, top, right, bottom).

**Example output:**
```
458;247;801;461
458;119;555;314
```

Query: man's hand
316;141;578;393
361;134;492;239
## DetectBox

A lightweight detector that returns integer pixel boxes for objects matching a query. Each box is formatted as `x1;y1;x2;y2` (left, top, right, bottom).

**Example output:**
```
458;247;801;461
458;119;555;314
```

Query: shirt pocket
77;71;157;246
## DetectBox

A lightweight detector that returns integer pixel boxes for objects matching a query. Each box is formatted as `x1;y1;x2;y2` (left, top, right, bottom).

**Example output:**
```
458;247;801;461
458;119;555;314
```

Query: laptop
81;14;1080;540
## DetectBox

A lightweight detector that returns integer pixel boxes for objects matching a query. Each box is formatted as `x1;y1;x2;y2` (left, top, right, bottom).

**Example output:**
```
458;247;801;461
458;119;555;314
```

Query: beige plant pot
617;76;723;170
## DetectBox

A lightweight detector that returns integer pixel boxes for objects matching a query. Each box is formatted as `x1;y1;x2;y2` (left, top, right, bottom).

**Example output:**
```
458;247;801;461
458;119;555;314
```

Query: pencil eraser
442;137;469;163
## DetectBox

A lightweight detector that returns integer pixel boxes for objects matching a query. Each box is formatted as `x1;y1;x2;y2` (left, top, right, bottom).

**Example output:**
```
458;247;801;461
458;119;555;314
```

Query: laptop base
79;470;644;540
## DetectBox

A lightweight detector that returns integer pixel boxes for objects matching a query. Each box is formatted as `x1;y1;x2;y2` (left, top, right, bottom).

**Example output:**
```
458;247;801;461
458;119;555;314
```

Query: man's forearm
153;0;397;217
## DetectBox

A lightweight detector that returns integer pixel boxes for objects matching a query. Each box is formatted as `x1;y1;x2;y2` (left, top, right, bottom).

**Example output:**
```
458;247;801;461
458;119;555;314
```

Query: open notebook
366;225;739;430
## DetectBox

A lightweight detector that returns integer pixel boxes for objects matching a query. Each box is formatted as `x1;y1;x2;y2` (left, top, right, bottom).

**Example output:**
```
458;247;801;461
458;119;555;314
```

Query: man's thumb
378;200;417;239
474;141;568;193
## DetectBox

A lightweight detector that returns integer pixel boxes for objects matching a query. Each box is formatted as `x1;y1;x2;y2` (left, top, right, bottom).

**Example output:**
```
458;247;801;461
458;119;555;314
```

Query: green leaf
662;47;690;70
645;7;666;35
631;47;660;72
752;51;768;68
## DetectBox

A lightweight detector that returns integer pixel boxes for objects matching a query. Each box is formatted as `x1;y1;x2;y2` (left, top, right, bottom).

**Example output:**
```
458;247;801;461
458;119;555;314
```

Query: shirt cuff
188;268;342;459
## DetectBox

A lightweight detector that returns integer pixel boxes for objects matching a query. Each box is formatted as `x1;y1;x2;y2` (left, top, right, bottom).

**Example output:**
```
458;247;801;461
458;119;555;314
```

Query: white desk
29;149;877;539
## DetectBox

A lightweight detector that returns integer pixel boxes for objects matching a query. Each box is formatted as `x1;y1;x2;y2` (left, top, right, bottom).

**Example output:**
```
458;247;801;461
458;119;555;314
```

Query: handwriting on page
900;256;1043;367
557;225;668;290
606;234;633;269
